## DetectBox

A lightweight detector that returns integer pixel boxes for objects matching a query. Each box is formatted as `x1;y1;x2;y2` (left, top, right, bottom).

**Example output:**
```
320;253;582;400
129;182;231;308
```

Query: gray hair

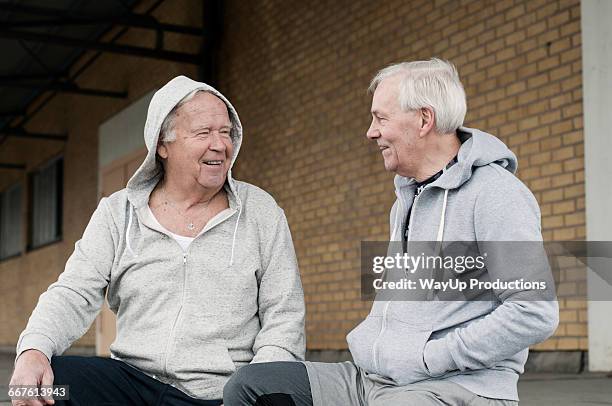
159;89;207;142
369;58;467;134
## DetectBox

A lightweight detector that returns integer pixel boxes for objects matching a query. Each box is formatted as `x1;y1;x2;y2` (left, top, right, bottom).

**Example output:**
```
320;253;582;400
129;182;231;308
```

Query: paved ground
518;372;612;405
1;353;611;405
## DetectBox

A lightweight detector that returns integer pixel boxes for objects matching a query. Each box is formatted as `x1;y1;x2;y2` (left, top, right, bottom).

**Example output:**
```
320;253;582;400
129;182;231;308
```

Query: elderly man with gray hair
223;58;558;405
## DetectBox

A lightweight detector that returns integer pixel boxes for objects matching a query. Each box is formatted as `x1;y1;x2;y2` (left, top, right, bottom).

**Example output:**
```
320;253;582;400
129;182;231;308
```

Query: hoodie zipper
371;189;422;373
158;205;239;379
162;251;188;377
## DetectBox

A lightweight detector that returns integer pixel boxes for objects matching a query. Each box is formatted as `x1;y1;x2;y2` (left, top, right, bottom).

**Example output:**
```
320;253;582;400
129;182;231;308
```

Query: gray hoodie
347;127;559;401
16;76;306;400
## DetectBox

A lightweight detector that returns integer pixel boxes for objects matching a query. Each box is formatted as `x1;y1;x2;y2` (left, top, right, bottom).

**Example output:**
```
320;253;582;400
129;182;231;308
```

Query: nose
366;119;379;140
208;131;227;151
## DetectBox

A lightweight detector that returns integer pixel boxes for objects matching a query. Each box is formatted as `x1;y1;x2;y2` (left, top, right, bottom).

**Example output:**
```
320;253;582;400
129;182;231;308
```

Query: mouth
379;145;389;152
201;160;224;166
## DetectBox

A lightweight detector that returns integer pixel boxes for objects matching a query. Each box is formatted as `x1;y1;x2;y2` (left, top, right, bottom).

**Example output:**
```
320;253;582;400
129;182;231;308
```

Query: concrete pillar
582;0;612;372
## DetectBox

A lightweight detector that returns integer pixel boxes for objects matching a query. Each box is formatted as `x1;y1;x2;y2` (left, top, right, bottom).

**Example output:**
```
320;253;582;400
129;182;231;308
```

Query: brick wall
219;0;585;351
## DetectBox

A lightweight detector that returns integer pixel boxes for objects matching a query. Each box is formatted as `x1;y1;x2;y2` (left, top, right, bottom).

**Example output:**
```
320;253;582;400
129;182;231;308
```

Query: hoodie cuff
423;337;457;377
15;333;55;364
251;345;298;364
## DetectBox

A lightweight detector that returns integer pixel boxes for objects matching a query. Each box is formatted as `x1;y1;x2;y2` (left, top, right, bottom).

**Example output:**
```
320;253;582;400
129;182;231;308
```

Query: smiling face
157;91;234;191
366;75;425;178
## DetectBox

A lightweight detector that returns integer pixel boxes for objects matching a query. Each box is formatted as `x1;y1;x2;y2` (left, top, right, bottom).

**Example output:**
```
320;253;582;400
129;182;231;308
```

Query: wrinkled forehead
371;76;402;112
181;91;228;115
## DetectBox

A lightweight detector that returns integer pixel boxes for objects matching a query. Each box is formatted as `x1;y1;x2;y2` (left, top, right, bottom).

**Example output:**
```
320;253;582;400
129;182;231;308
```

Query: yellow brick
566;299;587;309
557;338;579;350
529;126;551;141
564;213;584;227
543;215;564;229
530;177;552;192
553;200;575;214
541;137;562;150
563;157;583;172
527;73;549;88
542;188;564;203
531;338;557;351
563;185;584;198
552;173;574;188
553;228;576;240
553;146;575;160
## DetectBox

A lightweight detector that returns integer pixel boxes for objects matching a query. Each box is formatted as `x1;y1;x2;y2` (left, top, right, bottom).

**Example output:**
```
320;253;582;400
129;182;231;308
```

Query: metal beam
0;3;202;36
0;162;26;170
199;0;223;85
0;28;201;65
0;110;26;118
0;74;65;81
2;127;67;141
0;0;168;149
0;80;127;98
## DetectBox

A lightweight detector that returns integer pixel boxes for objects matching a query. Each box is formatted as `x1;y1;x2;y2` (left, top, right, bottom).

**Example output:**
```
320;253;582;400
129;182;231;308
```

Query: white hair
159;89;206;142
369;58;467;134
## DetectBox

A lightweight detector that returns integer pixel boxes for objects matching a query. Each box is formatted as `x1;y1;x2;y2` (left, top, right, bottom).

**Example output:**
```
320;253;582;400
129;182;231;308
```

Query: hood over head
123;76;244;265
392;126;518;246
126;75;243;209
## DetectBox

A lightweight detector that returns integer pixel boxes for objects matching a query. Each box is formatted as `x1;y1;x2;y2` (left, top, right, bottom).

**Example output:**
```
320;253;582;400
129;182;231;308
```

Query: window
0;183;23;259
29;157;63;249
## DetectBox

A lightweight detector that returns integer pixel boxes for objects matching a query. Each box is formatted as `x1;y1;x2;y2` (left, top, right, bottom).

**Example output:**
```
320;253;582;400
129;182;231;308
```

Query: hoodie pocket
346;315;382;373
376;318;432;386
167;337;236;377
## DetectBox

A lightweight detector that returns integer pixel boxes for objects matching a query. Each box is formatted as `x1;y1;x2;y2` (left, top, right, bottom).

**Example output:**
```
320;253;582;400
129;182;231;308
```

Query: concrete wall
99;90;155;170
581;0;612;371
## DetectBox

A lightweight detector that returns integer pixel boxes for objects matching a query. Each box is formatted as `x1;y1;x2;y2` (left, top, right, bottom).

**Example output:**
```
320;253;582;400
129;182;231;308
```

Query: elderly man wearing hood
224;59;558;406
10;76;305;405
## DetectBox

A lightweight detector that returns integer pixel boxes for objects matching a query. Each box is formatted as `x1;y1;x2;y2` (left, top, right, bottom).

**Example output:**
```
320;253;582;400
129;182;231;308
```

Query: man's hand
9;349;55;406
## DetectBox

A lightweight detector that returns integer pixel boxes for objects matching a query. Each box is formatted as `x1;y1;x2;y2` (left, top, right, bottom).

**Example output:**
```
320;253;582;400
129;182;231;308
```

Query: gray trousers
223;361;519;406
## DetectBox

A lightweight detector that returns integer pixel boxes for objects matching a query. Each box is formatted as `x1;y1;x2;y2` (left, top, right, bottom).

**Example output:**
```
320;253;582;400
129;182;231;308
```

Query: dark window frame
0;182;24;261
27;155;64;251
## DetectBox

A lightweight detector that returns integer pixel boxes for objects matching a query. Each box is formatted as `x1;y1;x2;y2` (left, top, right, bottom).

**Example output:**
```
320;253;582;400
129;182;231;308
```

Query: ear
419;107;436;136
157;140;169;159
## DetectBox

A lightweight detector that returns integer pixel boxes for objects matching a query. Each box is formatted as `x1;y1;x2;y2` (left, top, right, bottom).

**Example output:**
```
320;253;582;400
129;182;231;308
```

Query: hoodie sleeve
251;208;306;363
423;173;559;376
15;198;116;362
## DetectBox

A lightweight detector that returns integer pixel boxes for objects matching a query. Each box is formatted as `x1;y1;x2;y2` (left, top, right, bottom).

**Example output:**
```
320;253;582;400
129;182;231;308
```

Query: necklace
161;186;215;231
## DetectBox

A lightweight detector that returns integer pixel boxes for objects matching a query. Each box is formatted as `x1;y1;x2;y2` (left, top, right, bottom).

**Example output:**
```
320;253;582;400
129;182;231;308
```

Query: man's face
157;92;234;190
366;75;423;177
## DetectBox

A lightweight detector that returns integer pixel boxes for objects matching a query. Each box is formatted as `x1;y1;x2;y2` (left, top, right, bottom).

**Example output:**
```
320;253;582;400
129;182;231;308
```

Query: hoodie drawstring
429;170;449;300
436;189;449;243
229;204;242;266
125;204;137;257
391;196;403;241
436;165;450;244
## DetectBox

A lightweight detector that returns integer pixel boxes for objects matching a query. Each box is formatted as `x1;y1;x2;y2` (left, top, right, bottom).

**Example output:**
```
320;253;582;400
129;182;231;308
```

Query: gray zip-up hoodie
347;127;559;401
16;76;306;400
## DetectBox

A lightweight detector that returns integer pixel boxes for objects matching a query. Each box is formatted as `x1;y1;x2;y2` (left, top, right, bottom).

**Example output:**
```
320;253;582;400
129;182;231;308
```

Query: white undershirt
147;204;195;251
